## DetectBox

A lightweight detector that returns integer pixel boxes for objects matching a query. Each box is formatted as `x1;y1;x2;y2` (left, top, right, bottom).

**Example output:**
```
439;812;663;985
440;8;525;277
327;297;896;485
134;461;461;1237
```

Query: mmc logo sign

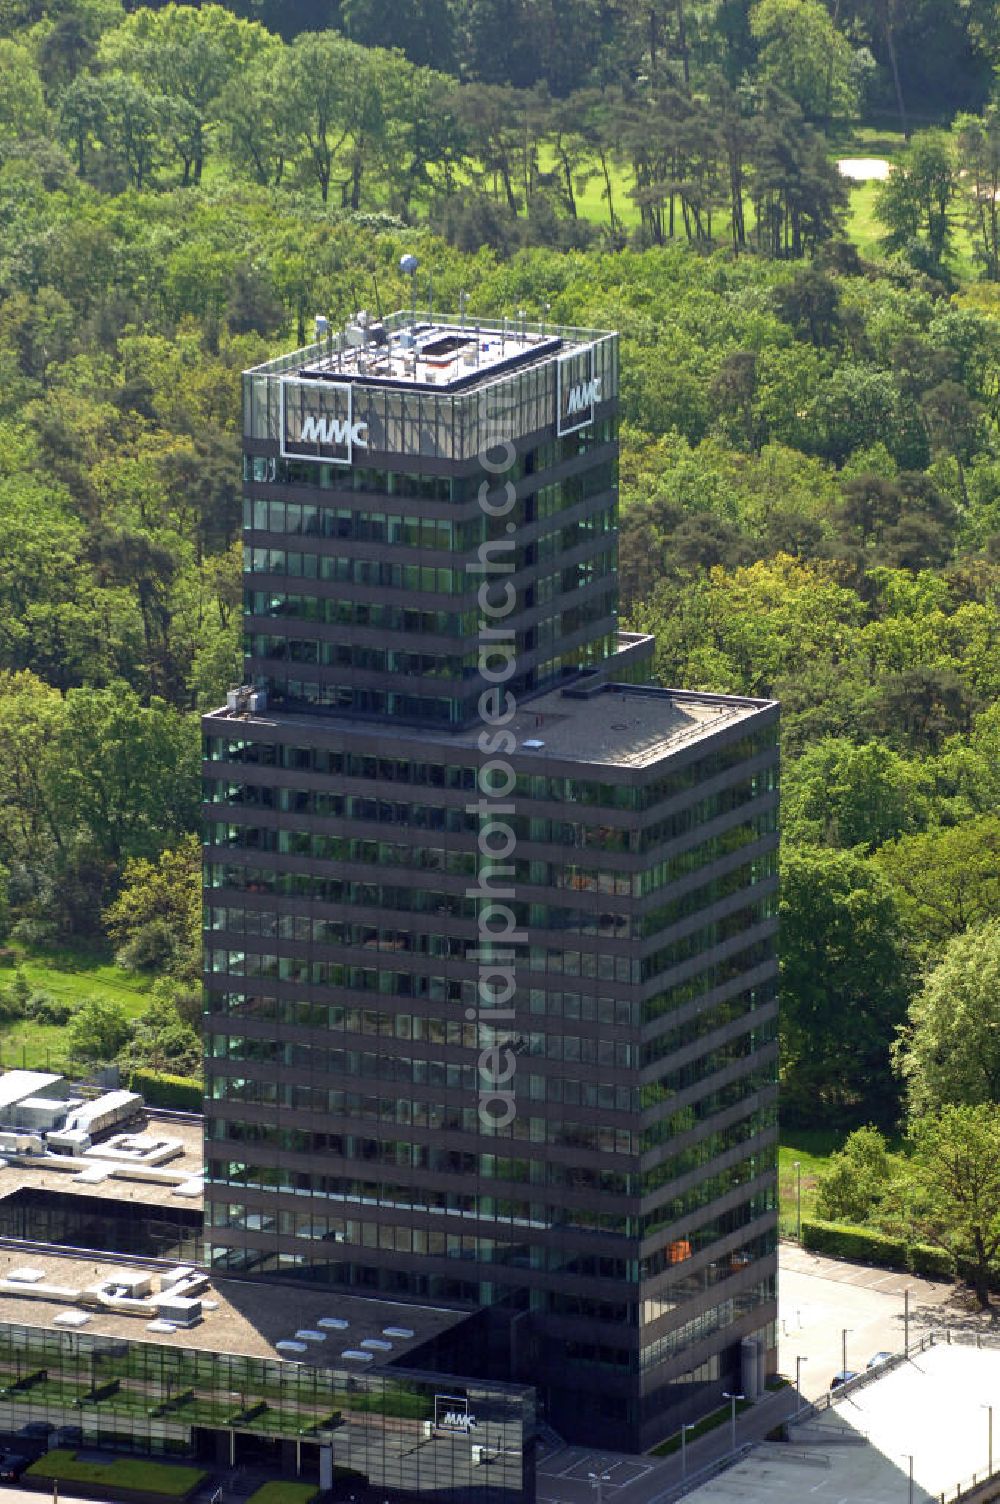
280;377;368;466
557;345;600;436
434;1394;478;1433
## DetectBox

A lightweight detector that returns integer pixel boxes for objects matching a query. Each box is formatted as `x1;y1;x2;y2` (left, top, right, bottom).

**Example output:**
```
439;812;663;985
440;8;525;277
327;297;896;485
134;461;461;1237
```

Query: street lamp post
901;1452;913;1504
904;1287;910;1356
842;1327;852;1379
794;1160;802;1241
587;1470;611;1504
722;1392;745;1454
680;1422;696;1478
982;1404;994;1476
795;1354;808;1413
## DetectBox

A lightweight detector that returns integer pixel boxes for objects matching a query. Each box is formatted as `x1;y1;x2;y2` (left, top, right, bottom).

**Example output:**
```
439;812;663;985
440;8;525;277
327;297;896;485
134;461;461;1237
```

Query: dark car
0;1453;30;1481
18;1423;54;1439
867;1351;892;1370
830;1370;858;1389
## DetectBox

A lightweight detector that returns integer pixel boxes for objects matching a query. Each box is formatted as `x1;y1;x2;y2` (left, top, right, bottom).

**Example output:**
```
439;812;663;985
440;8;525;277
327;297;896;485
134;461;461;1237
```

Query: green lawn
779;1131;844;1237
247;1485;319;1504
650;1397;753;1456
26;1450;207;1498
0;942;152;1073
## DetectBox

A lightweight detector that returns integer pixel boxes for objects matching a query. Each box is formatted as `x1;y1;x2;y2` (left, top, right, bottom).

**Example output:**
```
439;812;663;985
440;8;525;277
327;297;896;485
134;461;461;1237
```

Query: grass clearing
779;1131;844;1237
0;942;153;1072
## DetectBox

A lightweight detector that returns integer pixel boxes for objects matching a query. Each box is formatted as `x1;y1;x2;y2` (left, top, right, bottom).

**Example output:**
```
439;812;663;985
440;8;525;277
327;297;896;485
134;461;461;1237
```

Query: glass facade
0;1321;531;1502
203;316;780;1457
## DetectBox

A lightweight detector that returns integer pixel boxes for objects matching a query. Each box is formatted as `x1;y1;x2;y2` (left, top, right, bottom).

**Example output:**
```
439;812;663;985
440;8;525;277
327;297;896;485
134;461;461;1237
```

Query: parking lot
778;1243;960;1401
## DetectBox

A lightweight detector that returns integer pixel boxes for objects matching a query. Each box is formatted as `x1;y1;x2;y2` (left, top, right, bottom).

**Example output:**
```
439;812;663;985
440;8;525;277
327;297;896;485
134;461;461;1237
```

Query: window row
638;1276;775;1372
244;592;474;636
245;454;461;500
639;895;777;984
208;986;638;1029
209;1094;636;1153
639;1066;778;1153
641;983;776;1070
262;679;461;723
640;1149;777;1240
204;737;771;822
639;1189;776;1281
208;1202;629;1261
209;1026;632;1068
642;1232;776;1314
641;1022;778;1111
244;549;469;594
245;500;479;551
247;636;478;680
641;937;776;1025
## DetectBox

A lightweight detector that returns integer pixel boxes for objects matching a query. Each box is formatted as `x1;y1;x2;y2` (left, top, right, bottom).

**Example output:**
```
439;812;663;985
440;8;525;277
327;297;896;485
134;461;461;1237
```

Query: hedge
802;1219;953;1278
26;1451;207;1499
128;1069;202;1111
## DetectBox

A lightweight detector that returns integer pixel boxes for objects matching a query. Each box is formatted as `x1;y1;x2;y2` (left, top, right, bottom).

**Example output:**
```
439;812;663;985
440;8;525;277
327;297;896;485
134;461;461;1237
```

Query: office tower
203;307;779;1451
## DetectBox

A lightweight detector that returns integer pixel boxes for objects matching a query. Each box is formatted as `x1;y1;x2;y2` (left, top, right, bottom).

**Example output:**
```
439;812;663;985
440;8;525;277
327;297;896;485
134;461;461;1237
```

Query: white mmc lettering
565;376;601;415
299;414;368;447
441;1412;478;1432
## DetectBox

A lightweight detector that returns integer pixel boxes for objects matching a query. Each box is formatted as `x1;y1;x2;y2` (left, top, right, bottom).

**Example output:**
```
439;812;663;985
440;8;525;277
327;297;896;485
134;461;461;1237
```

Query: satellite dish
400;254;419;276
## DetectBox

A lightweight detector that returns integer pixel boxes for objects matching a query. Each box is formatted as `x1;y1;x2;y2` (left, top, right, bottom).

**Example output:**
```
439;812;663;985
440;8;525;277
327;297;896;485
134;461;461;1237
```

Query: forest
0;0;999;1257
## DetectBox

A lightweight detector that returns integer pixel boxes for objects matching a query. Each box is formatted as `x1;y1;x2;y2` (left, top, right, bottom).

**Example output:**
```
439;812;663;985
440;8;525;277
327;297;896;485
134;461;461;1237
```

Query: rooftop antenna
400;253;419;332
459;290;467;330
518;307;526;340
543;301;551;335
372;273;385;327
428;272;434;323
501;315;507;356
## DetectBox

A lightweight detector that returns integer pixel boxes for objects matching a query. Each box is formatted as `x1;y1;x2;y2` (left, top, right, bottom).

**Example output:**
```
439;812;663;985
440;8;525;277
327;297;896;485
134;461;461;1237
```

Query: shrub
802;1218;956;1279
26;991;75;1025
127;1069;202;1110
911;1243;954;1278
815;1126;894;1223
802;1218;908;1266
66;996;132;1064
116;918;180;974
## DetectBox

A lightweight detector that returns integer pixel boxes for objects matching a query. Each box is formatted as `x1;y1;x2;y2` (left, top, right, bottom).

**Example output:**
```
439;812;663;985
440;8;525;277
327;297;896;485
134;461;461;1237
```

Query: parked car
866;1351;892;1370
830;1370;858;1389
0;1453;30;1481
